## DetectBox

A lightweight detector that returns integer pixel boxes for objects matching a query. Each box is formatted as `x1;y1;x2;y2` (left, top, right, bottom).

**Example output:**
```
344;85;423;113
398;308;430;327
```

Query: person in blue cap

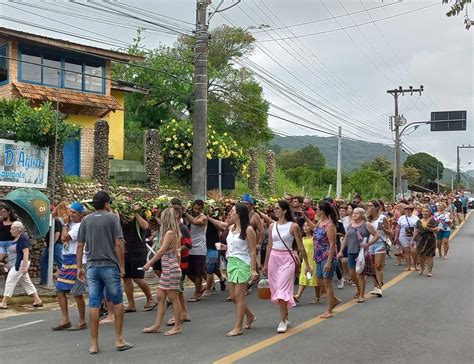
52;201;88;331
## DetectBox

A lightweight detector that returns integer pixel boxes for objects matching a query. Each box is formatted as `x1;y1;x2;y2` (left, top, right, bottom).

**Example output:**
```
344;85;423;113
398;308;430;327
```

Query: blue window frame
18;44;105;94
0;43;9;85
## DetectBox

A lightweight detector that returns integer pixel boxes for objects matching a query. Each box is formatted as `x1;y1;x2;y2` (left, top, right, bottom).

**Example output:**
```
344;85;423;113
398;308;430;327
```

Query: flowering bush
160;119;249;182
0;99;80;147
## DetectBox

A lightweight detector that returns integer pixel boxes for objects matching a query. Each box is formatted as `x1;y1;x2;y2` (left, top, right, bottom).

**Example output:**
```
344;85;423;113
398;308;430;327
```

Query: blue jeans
87;265;123;308
40;243;63;284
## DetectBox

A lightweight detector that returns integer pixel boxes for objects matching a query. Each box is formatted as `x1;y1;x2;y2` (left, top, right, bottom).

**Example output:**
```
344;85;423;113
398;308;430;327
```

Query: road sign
430;110;467;131
207;158;235;191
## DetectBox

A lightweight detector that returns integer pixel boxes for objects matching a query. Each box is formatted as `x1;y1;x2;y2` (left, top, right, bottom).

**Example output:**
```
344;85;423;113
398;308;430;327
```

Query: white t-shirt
62;221;80;255
397;214;419;246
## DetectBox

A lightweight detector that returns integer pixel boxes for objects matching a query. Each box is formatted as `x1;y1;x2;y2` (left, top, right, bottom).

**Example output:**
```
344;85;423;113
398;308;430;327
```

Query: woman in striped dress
143;208;182;336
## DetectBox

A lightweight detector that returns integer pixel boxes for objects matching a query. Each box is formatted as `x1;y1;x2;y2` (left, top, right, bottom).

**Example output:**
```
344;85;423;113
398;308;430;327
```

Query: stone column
145;129;160;195
93;119;110;191
265;150;276;196
248;147;259;195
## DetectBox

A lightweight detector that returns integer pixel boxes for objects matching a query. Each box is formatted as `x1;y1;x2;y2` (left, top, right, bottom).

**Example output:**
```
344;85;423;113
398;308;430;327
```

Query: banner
0;139;49;189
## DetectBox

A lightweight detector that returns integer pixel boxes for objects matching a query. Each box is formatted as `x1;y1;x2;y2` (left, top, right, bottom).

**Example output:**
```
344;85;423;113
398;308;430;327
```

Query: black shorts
124;253;147;279
153;259;162;272
187;255;206;278
463;207;468;214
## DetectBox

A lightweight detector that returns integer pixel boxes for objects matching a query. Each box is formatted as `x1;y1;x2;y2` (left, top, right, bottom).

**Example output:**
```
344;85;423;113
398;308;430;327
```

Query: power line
256;2;440;43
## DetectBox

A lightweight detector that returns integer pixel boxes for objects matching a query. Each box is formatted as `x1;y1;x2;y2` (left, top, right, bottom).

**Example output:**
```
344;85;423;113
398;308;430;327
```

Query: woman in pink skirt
143;208;182;336
263;200;312;333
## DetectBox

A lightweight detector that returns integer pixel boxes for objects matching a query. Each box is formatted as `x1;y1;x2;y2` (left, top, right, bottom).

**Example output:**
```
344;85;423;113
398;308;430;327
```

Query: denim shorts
348;253;358;269
87;266;123;308
369;241;386;255
0;241;12;254
316;259;337;279
436;230;451;240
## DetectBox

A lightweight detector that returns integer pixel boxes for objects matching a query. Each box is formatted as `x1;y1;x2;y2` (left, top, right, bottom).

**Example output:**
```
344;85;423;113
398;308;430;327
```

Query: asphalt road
0;216;472;364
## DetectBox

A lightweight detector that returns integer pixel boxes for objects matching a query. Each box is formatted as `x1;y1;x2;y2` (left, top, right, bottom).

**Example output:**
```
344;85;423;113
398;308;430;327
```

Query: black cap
92;191;112;206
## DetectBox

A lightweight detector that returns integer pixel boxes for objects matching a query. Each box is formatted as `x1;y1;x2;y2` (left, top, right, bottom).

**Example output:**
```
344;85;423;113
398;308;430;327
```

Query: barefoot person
313;201;341;318
52;202;87;331
77;191;132;354
412;207;438;277
263;200;312;333
0;221;43;309
143;207;183;336
225;203;258;337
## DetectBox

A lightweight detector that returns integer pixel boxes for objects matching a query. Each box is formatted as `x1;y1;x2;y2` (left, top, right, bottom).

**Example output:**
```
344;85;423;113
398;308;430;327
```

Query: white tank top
271;222;293;250
370;214;387;242
226;228;250;265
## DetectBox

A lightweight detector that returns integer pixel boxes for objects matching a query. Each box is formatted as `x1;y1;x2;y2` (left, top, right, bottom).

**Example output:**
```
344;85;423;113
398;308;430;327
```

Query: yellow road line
214;211;472;364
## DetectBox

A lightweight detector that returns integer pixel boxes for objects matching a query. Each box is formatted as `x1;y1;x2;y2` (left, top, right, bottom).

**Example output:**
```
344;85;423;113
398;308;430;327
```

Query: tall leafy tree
404;152;444;186
361;155;393;183
112;26;271;149
277;145;325;171
442;0;472;17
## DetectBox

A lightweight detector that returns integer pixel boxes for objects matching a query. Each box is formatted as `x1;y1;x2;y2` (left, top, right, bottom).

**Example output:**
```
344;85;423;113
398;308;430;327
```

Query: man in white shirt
52;202;87;331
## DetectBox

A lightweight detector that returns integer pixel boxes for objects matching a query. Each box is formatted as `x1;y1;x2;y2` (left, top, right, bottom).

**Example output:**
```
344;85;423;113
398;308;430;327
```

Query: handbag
404;216;414;237
275;223;301;276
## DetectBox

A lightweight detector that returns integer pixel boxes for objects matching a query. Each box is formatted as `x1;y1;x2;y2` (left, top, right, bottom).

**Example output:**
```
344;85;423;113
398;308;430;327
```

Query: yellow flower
170;151;174;155
165;137;171;142
178;154;182;158
174;144;179;148
186;165;191;169
212;141;218;145
223;132;228;136
187;143;191;147
180;143;184;147
173;135;177;140
207;153;212;159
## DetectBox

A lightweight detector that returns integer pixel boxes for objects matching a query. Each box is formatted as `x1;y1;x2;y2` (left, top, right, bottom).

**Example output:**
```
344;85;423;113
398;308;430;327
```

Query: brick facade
80;127;95;178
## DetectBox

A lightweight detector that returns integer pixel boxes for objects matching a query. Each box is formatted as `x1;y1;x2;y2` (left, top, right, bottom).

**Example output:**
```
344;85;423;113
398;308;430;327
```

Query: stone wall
80;127;95;178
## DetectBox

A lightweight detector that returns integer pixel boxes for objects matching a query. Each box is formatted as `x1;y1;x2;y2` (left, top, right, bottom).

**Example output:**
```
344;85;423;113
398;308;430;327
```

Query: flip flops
124;308;137;313
143;303;157;312
68;323;88;331
52;322;72;331
187;297;201;302
116;342;133;351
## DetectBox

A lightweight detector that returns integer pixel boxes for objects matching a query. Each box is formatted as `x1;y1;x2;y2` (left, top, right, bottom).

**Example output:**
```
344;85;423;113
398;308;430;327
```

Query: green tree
343;169;392;200
277;145;325;171
404;153;444;186
361;155;393;183
113;26;271;149
403;166;422;186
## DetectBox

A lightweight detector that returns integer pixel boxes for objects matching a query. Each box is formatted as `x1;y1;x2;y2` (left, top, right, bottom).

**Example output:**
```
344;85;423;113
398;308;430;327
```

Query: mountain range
270;135;473;186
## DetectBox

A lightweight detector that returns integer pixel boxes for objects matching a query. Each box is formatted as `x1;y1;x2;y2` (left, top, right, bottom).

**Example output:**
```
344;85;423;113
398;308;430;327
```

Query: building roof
13;82;123;117
0;27;144;63
111;80;148;95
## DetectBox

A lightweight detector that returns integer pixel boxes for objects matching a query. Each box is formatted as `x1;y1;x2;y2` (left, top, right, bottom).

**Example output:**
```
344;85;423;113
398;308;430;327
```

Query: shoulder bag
275;223;301;276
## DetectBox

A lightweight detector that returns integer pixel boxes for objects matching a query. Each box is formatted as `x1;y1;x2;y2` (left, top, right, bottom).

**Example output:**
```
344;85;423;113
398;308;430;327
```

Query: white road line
0;319;44;332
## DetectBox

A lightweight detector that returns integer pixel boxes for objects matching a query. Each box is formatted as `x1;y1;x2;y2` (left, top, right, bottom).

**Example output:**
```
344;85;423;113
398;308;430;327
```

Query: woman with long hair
263;200;311;333
367;200;391;297
314;201;341;318
435;202;452;259
143;207;182;336
225;203;258;337
412;207;438;277
0;205;16;265
293;222;320;304
338;207;380;303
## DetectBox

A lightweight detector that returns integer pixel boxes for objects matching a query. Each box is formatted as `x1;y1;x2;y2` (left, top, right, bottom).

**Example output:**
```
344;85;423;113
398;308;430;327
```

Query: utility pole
387;86;423;200
456;144;474;188
191;0;210;200
336;126;342;198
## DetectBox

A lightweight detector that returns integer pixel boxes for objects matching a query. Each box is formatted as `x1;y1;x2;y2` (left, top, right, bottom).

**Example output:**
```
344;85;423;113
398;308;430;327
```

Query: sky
0;0;473;171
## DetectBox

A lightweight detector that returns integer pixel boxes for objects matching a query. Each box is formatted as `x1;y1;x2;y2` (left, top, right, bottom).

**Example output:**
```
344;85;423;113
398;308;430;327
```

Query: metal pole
336;126;342;198
191;0;209;200
47;82;60;288
456;145;461;187
218;157;222;196
394;94;403;200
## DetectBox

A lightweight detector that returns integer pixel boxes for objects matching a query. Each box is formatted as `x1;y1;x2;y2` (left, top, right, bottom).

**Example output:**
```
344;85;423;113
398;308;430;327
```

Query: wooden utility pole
387;86;423;200
192;0;210;200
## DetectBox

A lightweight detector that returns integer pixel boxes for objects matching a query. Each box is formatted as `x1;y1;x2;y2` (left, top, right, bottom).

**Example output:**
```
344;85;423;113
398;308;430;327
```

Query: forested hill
270;135;407;171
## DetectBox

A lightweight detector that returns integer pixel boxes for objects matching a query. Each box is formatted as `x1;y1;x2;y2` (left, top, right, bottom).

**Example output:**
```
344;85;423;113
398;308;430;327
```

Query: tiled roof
13;82;123;117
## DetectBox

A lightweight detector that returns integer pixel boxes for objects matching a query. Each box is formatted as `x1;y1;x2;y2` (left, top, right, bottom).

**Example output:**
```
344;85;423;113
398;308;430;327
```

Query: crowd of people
0;188;470;354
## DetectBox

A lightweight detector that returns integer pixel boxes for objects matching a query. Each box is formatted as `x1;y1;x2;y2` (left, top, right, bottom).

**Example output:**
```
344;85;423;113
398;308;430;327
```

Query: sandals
244;316;257;330
187;297;201;303
357;298;365;303
124;307;137;313
309;297;320;304
143;326;161;334
68;323;88;331
143;303;157;312
293;295;300;303
52;322;72;331
116;342;133;351
33;302;43;308
226;330;243;337
164;328;182;336
320;312;333;319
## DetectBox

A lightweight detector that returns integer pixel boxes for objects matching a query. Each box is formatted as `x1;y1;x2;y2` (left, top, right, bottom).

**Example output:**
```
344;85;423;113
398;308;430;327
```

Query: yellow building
0;27;144;177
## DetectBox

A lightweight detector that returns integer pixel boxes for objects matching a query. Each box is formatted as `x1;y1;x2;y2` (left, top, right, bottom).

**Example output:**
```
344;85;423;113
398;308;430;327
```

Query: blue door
63;135;81;176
